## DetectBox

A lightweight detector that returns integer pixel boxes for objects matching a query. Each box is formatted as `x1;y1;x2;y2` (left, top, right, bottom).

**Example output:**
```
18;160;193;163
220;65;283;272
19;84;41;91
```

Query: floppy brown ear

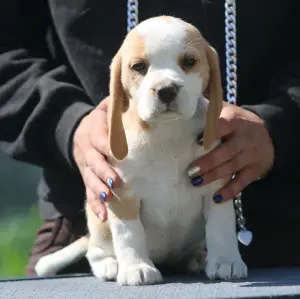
108;52;128;161
203;45;223;150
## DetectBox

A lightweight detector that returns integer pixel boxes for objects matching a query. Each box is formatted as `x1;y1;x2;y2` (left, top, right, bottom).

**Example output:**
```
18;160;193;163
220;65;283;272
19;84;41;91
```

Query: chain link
234;194;246;231
225;0;237;105
127;0;139;32
126;0;250;240
225;1;250;234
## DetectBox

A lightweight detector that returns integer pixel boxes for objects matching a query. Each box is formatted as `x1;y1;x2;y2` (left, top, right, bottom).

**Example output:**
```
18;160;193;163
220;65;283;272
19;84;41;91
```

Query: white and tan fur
35;16;247;285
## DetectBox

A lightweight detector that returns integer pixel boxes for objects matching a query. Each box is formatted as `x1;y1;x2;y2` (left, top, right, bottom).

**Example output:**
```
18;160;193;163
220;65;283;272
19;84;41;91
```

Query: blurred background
0;153;41;278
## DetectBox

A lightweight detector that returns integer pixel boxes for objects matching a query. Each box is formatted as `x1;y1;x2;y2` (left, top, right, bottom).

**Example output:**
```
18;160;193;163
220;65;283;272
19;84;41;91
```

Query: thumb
98;96;110;112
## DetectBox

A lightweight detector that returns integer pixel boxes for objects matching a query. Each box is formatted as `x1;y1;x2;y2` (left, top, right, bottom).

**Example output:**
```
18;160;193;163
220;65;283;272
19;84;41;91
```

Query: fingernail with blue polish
191;176;203;187
107;177;114;188
187;166;201;178
100;192;107;201
213;194;223;203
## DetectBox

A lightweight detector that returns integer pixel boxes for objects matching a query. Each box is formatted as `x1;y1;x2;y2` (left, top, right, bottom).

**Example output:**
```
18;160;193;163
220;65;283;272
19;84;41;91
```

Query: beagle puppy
35;16;247;285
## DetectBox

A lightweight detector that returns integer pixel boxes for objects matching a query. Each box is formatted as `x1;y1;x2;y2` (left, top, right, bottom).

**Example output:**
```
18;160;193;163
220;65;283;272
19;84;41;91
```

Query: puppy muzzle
154;83;181;113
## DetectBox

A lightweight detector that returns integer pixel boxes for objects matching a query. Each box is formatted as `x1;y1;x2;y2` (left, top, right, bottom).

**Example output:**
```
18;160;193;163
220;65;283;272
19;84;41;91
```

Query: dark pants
26;215;90;276
26;215;300;277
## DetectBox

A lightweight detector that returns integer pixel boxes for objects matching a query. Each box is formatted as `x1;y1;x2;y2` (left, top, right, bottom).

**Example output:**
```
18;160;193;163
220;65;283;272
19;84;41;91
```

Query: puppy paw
91;257;118;281
117;263;163;286
205;257;247;280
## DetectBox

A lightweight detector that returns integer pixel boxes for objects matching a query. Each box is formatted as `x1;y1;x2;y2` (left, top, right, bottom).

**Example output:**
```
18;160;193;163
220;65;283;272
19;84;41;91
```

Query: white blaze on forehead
135;17;187;60
128;17;205;123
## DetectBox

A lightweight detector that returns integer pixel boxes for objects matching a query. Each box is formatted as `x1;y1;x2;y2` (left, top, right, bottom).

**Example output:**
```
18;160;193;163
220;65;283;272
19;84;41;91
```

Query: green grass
0;205;42;278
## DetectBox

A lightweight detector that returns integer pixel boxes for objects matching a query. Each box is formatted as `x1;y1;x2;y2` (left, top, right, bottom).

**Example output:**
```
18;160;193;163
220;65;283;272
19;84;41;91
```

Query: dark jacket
0;0;300;228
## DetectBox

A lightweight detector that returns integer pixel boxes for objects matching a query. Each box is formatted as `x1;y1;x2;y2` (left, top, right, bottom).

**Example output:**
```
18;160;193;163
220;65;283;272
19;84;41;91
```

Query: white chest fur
104;113;247;285
112;116;220;264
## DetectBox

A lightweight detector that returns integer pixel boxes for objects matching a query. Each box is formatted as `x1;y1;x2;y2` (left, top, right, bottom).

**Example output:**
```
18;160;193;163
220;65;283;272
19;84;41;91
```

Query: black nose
156;84;179;105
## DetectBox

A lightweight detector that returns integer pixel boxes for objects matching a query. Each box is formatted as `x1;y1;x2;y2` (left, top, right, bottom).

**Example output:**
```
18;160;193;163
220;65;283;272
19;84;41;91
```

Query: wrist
242;102;280;172
55;101;94;170
71;112;90;171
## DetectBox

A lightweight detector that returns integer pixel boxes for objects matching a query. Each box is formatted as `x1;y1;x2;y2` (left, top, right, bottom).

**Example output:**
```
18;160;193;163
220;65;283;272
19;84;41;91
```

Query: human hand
73;97;121;221
187;102;275;203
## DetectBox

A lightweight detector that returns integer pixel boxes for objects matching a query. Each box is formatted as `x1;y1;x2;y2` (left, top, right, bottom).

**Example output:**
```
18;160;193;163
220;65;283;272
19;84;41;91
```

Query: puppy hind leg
184;242;207;275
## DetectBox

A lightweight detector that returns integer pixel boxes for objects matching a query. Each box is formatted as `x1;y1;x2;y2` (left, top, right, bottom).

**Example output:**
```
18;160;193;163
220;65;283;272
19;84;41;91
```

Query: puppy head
108;16;223;160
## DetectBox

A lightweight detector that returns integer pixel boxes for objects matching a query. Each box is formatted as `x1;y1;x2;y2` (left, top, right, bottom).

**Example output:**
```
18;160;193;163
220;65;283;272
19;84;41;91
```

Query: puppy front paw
117;263;163;286
206;256;247;280
90;257;118;281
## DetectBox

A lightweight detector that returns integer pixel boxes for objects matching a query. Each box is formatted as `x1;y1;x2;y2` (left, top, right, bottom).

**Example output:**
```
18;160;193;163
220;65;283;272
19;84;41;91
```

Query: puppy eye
182;57;196;69
131;62;147;72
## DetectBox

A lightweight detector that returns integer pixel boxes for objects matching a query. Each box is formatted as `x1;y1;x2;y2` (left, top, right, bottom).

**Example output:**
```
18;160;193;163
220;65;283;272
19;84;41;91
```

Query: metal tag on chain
238;231;253;247
234;193;253;246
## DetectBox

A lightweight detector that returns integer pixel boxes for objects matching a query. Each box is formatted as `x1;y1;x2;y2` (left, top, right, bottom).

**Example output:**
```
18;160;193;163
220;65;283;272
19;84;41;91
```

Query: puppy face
108;16;223;161
121;16;209;122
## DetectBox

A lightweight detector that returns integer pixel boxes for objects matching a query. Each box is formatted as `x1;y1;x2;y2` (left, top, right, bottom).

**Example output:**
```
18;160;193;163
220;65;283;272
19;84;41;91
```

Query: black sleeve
0;1;94;171
243;60;300;172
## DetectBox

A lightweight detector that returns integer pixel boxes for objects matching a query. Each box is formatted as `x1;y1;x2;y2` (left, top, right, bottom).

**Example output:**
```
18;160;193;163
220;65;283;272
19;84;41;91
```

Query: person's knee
26;215;89;277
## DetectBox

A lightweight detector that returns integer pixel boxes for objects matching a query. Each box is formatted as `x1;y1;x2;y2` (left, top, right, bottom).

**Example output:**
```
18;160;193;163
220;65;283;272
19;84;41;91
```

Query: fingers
83;167;111;221
196;150;253;187
212;166;261;203
188;104;274;205
83;166;112;198
91;129;110;157
83;146;121;220
73;97;120;221
85;148;121;189
190;133;247;174
86;187;107;221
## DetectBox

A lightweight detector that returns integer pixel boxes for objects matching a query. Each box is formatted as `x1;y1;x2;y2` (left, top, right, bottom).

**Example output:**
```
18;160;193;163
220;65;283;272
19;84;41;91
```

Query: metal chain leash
225;0;237;105
225;0;252;245
126;0;252;246
127;0;139;32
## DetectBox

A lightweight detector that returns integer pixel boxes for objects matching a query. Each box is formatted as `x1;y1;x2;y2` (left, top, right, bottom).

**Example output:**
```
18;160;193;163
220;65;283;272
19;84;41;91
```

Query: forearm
0;49;94;170
243;61;300;172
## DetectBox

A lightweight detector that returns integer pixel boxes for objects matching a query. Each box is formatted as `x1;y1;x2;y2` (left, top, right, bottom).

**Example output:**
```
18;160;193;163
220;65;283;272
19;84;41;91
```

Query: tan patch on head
177;21;223;151
178;23;209;85
120;31;151;133
121;30;147;91
108;30;149;161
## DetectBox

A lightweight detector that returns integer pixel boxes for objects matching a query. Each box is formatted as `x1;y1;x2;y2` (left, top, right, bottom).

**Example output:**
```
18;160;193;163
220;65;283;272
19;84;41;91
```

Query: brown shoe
25;214;90;277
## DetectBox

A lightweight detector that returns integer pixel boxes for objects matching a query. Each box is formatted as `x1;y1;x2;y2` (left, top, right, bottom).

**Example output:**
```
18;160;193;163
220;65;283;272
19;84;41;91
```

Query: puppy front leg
85;203;118;281
108;196;163;286
204;181;247;280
